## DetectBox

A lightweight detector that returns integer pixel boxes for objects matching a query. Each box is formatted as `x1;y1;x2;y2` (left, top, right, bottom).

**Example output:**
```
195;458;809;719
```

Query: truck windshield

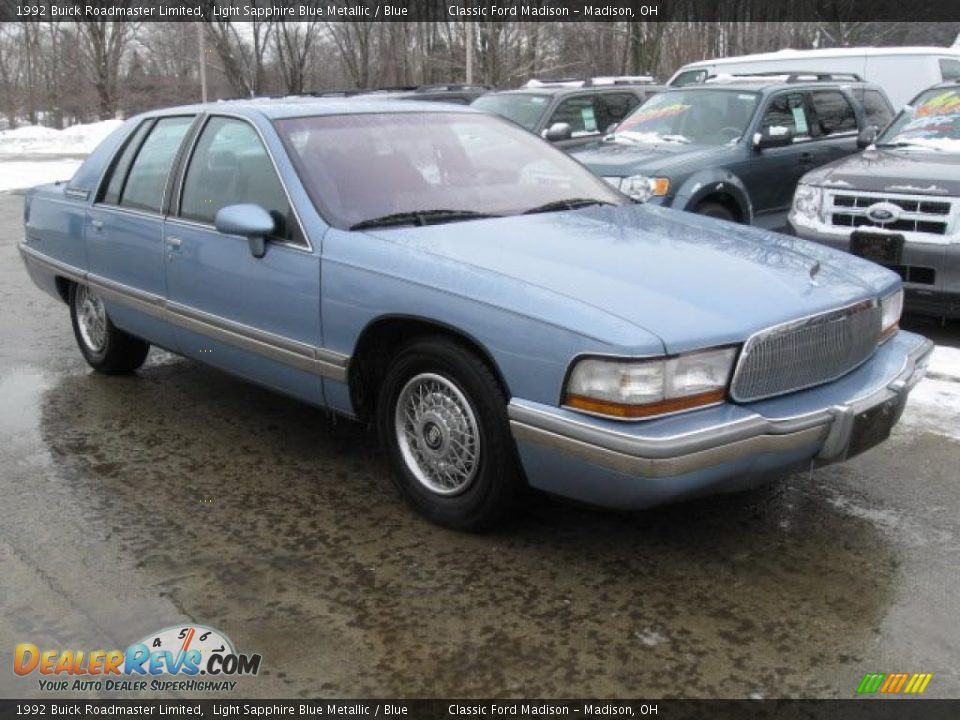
470;93;551;132
876;87;960;153
611;89;758;146
275;112;625;230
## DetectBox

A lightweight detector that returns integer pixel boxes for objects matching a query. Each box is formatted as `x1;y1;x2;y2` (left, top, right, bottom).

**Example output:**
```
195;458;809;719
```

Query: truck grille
829;192;952;236
730;300;881;402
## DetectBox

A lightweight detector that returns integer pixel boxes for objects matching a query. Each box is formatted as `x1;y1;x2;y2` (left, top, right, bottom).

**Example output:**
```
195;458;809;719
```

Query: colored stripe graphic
858;672;932;695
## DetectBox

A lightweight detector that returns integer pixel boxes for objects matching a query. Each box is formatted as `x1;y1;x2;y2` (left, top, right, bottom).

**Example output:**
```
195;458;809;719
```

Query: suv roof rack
524;75;657;89
722;70;864;83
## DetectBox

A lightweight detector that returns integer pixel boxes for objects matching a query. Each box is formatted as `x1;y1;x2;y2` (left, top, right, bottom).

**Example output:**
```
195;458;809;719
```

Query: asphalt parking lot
1;190;958;699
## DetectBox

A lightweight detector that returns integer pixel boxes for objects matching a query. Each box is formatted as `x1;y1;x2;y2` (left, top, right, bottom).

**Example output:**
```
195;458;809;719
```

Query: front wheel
377;337;524;530
69;283;150;374
694;200;737;222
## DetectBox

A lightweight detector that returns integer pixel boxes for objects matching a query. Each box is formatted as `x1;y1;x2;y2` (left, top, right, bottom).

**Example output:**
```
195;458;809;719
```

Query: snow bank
0;119;123;156
0;160;82;192
900;344;960;441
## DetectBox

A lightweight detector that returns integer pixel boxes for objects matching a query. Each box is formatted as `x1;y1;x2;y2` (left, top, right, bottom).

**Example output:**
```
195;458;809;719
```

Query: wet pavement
1;192;958;699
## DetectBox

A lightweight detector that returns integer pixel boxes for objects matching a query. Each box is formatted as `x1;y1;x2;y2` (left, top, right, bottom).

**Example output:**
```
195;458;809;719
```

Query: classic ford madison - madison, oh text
20;99;932;529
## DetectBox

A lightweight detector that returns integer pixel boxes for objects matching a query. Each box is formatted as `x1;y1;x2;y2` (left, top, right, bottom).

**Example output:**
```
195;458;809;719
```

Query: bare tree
73;17;136;119
274;21;320;94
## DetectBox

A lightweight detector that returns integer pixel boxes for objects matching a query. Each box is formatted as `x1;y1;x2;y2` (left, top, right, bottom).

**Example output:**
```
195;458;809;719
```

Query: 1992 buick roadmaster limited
20;99;933;529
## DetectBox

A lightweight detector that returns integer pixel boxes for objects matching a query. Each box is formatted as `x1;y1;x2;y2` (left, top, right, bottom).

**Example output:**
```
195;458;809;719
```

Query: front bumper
788;219;960;319
509;331;933;509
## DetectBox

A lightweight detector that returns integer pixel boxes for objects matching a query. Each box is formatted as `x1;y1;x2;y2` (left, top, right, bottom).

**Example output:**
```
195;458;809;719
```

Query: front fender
672;170;753;224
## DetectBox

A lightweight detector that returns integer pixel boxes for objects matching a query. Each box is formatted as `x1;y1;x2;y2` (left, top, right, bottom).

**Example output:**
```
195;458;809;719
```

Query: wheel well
54;276;72;304
695;193;746;223
348;317;509;421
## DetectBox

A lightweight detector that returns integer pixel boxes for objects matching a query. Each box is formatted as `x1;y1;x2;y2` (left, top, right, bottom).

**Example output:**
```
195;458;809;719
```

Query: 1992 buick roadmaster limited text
20;99;933;529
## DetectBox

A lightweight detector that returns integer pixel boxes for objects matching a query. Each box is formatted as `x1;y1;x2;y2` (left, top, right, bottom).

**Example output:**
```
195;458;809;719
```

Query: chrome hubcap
394;373;480;496
76;285;106;352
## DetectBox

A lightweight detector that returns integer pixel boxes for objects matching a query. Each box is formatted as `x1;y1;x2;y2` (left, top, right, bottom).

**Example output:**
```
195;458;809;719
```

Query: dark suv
569;73;894;230
471;80;664;150
789;81;960;318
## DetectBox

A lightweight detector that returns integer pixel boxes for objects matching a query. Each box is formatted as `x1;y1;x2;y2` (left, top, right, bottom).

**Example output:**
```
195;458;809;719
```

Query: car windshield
611;89;759;146
470;93;551;132
275;112;625;230
876;87;960;153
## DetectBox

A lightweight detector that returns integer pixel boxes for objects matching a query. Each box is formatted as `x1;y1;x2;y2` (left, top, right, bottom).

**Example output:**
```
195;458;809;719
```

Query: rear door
807;89;861;166
597;91;643;133
86;115;195;351
163;114;324;405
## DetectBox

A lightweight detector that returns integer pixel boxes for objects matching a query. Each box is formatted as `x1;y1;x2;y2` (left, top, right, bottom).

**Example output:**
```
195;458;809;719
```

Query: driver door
163;115;324;405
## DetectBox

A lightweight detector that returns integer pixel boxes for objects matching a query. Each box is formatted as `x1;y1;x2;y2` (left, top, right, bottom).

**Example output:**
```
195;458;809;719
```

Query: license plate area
850;231;904;264
847;396;903;458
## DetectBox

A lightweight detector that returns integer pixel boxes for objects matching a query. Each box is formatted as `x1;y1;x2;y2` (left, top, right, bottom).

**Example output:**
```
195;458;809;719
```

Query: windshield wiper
350;210;500;231
874;140;941;151
660;134;692;144
523;198;616;215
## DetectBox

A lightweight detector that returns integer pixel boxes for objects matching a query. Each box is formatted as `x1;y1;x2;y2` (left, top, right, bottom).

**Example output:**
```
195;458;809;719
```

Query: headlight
791;183;823;221
880;288;903;342
564;347;737;419
620;175;670;202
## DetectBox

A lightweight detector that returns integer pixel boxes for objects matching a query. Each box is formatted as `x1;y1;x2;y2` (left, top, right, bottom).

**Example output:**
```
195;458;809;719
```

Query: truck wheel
377;337;524;531
69;283;150;374
695;201;736;222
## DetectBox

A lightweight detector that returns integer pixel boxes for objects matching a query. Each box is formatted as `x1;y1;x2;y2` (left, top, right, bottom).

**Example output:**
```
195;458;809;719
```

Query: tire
694;201;736;222
69;283;150;374
377;337;524;531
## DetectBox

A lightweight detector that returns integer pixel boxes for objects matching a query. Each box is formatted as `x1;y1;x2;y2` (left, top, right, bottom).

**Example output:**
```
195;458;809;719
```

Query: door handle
90;219;103;231
167;236;182;249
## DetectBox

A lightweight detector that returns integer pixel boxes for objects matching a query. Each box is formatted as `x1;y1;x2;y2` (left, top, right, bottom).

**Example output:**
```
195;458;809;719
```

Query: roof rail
416;83;493;92
727;70;864;83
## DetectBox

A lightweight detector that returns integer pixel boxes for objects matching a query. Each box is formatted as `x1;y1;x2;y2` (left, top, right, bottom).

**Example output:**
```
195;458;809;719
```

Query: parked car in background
789;81;960;319
569;74;893;229
20;98;930;530
667;46;960;108
471;78;663;149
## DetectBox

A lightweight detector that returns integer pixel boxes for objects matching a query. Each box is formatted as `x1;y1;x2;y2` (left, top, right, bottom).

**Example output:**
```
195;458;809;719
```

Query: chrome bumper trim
509;338;934;479
19;243;350;382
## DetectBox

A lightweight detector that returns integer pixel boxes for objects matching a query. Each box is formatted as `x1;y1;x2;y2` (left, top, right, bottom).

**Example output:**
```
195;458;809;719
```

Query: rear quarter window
940;58;960;82
861;89;894;129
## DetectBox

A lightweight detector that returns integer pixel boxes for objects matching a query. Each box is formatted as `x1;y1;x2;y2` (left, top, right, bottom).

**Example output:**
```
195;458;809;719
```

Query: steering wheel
718;126;743;141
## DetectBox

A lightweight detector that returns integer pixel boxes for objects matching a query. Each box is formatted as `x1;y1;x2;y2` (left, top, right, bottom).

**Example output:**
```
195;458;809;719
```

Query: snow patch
0;160;81;192
0;119;122;156
884;183;949;194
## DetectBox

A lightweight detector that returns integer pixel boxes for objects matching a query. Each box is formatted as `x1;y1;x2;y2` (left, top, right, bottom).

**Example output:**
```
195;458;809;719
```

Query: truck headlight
791;183;823;221
880;288;903;342
564;347;737;419
621;175;670;202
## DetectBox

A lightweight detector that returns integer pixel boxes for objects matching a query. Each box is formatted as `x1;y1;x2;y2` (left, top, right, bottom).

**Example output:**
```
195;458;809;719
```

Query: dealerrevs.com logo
14;625;262;693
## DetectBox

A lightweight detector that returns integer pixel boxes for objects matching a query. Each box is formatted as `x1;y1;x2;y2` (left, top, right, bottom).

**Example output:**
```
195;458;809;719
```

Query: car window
860;90;893;129
99;120;153;206
547;95;600;135
810;90;858;136
878;86;960;149
615;89;758;146
671;69;707;87
470;93;550;132
276;112;624;230
599;93;641;130
118;116;193;213
761;93;813;139
940;58;960;82
180;116;293;243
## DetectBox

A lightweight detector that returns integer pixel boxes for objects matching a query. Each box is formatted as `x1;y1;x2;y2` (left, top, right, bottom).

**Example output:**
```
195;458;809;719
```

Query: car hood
369;204;896;353
803;147;960;196
569;140;726;176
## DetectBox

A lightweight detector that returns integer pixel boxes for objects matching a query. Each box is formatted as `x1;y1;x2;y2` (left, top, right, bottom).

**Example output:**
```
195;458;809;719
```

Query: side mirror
214;204;275;259
753;127;794;150
543;122;573;142
857;125;879;149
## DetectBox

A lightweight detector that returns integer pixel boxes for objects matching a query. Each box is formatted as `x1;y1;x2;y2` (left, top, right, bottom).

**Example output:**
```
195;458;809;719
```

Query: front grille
829;192;953;236
731;301;881;402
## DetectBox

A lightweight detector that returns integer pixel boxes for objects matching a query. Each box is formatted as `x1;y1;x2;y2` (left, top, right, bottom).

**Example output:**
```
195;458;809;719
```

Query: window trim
174;112;312;254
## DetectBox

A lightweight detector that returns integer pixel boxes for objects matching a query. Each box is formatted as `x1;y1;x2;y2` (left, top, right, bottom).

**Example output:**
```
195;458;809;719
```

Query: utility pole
465;21;474;84
198;22;208;103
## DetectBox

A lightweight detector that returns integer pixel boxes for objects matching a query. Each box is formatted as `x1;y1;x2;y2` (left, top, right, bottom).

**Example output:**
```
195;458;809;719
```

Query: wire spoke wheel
75;284;107;353
394;372;481;496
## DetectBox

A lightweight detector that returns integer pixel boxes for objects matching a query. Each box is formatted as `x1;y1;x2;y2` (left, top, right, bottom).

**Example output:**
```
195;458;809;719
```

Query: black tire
694;200;737;222
377;336;524;531
69;283;150;375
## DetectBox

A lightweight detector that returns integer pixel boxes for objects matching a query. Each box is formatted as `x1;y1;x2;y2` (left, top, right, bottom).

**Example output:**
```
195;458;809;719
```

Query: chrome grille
731;301;881;402
828;191;953;236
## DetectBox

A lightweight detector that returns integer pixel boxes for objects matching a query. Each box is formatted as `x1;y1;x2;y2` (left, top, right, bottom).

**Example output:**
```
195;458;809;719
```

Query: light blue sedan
20;99;933;529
